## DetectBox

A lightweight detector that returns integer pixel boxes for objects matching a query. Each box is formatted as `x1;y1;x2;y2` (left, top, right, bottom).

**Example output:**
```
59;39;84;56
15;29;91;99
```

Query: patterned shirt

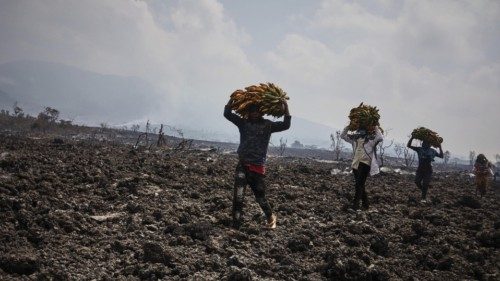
414;147;439;170
474;162;492;176
224;105;291;165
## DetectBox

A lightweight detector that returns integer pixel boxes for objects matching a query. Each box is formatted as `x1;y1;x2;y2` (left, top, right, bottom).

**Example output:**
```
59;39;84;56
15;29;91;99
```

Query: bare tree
403;146;416;167
290;140;303;149
376;129;393;167
32;106;60;131
156;124;166;147
330;130;345;161
164;125;193;150
13;102;23;117
278;137;287;156
174;127;184;139
44;107;59;122
145;120;151;146
394;143;404;160
131;124;140;132
444;150;451;166
37;107;59;123
100;122;108;130
469;151;476;166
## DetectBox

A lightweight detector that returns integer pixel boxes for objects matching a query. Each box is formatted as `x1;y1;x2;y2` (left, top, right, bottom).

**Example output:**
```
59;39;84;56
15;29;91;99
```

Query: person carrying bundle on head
224;83;291;229
407;130;444;202
341;103;384;210
473;154;494;197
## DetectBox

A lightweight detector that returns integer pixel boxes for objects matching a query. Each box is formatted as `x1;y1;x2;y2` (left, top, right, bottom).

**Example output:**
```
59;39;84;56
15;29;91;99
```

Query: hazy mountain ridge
0;60;338;147
0;60;162;123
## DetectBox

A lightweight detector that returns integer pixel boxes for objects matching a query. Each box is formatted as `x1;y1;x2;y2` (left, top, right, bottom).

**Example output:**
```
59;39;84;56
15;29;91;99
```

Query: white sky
0;0;499;159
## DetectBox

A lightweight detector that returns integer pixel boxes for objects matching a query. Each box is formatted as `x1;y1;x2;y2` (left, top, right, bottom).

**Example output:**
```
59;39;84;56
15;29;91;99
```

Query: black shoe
232;220;242;229
352;200;360;210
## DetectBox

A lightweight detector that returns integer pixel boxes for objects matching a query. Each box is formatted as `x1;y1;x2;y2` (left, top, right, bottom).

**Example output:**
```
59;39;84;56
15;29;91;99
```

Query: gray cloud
0;0;498;158
266;0;500;158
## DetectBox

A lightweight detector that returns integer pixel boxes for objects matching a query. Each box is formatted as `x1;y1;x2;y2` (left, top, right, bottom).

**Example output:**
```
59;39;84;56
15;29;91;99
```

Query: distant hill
0;60;337;148
0;60;162;123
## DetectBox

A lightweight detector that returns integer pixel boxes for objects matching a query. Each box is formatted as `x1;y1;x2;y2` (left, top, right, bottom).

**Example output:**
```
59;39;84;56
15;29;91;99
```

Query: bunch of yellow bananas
411;127;443;147
348;102;382;134
230;83;289;118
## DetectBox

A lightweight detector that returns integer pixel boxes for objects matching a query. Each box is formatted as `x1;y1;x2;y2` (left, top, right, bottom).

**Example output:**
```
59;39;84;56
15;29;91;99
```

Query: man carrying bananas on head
224;100;291;229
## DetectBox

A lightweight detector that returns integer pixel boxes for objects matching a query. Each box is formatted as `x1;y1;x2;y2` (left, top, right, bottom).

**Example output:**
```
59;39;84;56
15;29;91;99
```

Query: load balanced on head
229;82;290;118
347;102;382;134
407;127;444;202
224;82;291;230
411;127;443;148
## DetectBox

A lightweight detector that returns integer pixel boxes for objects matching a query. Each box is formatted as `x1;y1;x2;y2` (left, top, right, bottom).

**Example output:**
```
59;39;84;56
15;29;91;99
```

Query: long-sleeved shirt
352;138;372;169
340;126;384;176
224;105;291;165
410;147;439;171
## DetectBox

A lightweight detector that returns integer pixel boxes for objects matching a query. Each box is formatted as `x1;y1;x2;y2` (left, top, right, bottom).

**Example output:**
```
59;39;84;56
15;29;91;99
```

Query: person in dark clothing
224;100;291;229
407;137;444;202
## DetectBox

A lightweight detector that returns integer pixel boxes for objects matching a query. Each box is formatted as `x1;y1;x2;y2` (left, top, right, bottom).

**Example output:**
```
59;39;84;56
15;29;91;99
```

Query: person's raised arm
340;125;353;144
373;126;384;147
270;102;291;133
224;99;243;127
407;136;418;151
436;144;444;158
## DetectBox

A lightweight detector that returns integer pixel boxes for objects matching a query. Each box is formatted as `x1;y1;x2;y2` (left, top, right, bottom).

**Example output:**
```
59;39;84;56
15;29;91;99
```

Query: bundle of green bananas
348;103;381;134
411;127;443;147
230;83;289;118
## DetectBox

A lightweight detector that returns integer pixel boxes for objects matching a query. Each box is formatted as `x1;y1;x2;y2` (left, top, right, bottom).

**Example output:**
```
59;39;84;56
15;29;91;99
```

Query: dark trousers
352;162;370;209
232;163;273;227
415;166;432;199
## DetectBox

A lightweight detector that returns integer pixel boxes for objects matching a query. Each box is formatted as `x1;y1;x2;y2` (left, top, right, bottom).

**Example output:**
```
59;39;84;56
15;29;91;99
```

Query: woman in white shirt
341;126;383;210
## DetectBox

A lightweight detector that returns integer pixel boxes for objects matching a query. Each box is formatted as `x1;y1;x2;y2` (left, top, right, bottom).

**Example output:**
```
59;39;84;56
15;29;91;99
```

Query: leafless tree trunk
278;137;287;156
164;125;192;150
469;151;476;167
394;143;404;160
134;133;147;148
444;150;451;166
330;130;345;161
157;124;166;147
131;124;140;132
378;139;394;167
13;101;23;117
374;129;393;167
145;120;151;146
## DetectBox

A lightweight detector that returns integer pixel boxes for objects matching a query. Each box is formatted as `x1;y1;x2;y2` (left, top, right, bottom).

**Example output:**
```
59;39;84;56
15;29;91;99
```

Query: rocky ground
0;134;499;280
